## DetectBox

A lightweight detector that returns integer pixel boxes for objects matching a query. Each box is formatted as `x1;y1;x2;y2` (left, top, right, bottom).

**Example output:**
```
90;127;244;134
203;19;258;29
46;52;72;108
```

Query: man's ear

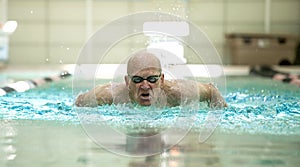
125;75;129;86
161;73;165;84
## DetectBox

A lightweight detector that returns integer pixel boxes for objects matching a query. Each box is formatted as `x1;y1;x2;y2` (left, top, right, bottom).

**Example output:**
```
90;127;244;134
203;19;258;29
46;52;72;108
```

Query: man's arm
163;80;227;108
198;83;227;108
75;83;113;107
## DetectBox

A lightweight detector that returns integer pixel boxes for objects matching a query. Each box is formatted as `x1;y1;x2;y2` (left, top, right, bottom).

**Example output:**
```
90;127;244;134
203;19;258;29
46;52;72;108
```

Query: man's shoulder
163;79;200;96
163;79;188;92
110;82;128;93
164;79;198;85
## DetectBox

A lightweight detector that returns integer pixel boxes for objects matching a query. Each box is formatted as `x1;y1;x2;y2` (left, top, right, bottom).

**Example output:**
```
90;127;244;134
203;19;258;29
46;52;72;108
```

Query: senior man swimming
75;51;227;108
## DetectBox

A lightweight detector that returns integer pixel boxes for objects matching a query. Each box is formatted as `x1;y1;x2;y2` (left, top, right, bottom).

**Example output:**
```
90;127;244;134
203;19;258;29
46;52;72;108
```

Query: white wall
2;0;300;65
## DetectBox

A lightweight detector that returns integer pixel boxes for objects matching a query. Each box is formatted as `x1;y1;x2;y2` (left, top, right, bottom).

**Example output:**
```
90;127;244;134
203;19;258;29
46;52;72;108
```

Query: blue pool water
0;75;299;136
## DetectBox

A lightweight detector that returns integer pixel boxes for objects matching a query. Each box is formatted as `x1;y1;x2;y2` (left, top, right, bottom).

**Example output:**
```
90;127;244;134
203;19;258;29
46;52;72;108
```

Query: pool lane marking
0;71;71;96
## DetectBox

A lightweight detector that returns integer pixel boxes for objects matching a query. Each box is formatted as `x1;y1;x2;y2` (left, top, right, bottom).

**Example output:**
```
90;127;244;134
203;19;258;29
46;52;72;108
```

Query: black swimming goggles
129;74;161;84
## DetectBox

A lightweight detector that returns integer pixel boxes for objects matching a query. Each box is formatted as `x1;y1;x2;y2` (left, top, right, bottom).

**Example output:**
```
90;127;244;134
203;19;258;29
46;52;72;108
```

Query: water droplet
45;58;49;62
66;47;70;50
7;154;17;161
59;60;63;64
30;10;34;14
62;87;65;90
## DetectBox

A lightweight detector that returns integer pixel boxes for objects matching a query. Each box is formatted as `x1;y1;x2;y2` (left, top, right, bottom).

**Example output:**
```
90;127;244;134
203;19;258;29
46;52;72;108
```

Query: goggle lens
130;74;161;84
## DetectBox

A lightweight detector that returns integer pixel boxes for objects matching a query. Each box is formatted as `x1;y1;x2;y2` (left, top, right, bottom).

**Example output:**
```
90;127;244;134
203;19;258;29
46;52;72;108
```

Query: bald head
127;51;162;75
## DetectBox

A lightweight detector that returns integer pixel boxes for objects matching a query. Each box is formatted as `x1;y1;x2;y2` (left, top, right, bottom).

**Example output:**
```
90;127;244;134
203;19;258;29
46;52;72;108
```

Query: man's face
125;68;164;106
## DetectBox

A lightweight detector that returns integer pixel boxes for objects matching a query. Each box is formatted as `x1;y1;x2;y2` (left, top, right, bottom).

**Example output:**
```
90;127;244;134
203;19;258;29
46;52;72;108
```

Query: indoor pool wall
0;66;300;167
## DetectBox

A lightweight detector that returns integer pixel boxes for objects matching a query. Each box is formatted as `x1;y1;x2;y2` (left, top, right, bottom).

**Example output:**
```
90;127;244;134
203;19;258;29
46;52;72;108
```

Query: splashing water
0;76;299;135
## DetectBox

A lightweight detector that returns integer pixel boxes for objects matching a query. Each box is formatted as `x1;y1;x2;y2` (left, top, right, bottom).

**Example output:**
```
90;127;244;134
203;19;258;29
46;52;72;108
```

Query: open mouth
140;93;151;100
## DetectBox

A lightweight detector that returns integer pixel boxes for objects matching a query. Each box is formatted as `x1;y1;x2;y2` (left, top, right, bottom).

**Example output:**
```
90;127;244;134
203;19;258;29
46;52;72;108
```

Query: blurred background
0;0;299;65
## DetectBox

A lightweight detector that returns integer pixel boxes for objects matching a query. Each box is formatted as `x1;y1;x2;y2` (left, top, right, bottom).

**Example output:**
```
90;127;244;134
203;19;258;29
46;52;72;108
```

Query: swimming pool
0;68;299;167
